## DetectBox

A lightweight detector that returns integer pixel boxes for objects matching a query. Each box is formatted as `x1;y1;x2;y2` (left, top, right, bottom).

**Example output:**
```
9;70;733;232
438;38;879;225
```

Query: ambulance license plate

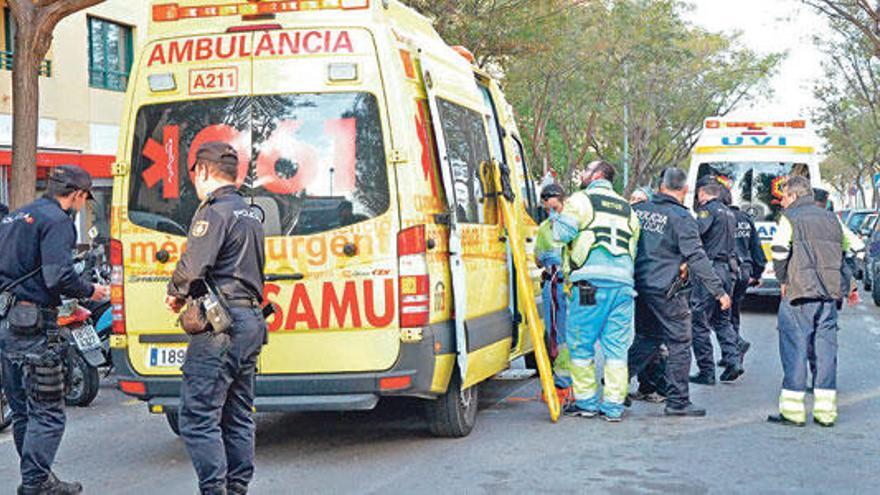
71;325;101;351
147;346;187;368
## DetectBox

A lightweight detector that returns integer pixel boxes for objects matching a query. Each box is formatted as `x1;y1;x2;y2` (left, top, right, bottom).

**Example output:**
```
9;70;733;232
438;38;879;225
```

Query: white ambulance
686;119;822;296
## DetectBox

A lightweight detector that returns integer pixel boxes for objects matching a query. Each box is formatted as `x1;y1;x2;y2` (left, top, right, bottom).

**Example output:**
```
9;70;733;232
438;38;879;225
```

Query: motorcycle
59;227;112;407
0;360;11;431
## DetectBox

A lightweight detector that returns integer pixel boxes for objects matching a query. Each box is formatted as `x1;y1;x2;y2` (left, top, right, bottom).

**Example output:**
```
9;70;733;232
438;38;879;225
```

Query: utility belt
226;297;261;309
2;298;57;338
712;256;739;275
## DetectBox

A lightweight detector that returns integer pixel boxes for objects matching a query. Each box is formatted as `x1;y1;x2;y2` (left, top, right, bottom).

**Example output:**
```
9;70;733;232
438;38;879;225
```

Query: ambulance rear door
122;31;258;377
420;54;513;387
250;27;402;374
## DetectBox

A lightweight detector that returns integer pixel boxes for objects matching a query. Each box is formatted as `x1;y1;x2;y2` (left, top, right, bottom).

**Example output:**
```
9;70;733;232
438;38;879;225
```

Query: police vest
568;192;635;271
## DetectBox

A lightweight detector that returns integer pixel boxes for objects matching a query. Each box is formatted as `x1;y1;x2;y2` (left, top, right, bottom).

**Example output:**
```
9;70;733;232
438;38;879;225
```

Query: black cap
696;174;718;188
49;165;93;199
192;141;238;171
540;184;565;201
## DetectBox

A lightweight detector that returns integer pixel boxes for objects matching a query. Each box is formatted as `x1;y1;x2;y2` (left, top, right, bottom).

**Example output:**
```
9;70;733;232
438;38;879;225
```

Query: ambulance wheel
165;410;181;436
872;272;880;307
64;352;100;407
425;370;478;438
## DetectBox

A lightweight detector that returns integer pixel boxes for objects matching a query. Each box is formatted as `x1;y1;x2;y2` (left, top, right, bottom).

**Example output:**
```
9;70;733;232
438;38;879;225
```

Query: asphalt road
2;295;880;494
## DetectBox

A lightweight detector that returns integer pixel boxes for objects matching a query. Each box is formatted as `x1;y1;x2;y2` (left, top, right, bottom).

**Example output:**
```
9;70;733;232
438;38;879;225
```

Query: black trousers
691;263;740;373
731;275;749;348
629;291;692;409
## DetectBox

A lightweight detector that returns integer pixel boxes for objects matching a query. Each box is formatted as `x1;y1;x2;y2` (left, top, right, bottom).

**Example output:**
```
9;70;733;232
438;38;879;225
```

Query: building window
88;16;132;92
2;8;52;77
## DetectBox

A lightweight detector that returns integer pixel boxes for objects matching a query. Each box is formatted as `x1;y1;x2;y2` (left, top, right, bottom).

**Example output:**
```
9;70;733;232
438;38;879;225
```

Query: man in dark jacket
0;165;108;494
629;167;731;416
768;176;845;427
165;142;267;495
725;193;766;366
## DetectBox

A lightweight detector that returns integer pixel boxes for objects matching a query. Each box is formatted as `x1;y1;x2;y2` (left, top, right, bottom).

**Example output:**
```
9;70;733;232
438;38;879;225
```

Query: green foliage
406;0;780;194
811;14;880;206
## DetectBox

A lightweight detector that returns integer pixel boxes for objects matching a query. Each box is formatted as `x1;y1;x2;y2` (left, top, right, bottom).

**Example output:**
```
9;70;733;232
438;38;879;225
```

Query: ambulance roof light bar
153;0;370;23
705;119;806;130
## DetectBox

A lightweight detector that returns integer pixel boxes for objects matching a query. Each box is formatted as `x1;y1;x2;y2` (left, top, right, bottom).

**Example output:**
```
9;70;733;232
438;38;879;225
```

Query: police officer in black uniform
165;142;266;495
0;165;108;495
690;178;743;384
724;191;766;365
628;168;731;416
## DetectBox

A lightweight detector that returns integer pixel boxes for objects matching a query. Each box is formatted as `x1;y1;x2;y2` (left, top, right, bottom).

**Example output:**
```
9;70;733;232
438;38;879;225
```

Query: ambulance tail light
398;225;430;328
109;239;126;335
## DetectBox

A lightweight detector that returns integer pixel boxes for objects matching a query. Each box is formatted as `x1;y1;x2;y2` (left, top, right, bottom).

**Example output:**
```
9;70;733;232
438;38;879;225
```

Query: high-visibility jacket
553;180;640;285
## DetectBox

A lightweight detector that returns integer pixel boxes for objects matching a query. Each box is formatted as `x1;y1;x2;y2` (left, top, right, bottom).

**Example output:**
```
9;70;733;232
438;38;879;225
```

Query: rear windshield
128;93;389;237
696;162;810;222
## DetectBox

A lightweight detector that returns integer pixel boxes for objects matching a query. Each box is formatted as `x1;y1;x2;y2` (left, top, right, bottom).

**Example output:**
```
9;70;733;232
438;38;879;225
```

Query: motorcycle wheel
65;352;100;407
0;369;12;432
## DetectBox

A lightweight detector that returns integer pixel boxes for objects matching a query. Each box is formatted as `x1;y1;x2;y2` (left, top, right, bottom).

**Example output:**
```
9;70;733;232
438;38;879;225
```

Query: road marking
123;399;140;406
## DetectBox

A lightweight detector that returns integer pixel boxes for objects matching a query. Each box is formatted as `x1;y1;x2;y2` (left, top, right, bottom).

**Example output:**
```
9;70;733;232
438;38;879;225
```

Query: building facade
0;0;148;240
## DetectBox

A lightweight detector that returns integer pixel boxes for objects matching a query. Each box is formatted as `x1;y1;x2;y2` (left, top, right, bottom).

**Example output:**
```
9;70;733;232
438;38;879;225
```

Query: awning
0;150;114;179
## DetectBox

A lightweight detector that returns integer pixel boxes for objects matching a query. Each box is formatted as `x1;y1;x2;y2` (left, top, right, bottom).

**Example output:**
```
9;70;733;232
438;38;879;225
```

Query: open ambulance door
419;57;470;381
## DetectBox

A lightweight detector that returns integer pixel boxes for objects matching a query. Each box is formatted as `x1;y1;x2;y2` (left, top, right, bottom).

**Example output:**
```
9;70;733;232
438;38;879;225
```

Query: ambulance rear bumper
112;323;454;412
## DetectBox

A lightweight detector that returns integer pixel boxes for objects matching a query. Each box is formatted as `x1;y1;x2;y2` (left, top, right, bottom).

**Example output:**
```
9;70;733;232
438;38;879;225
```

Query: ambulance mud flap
420;57;469;381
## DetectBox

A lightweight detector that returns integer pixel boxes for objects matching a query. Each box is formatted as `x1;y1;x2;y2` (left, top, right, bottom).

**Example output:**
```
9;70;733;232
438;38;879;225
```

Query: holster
179;296;210;335
25;351;64;403
0;291;14;319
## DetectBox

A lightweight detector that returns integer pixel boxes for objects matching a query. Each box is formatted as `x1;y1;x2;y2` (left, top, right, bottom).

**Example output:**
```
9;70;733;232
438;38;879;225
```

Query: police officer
690;179;743;384
627;186;668;404
552;160;640;422
724;191;766;366
165;142;266;495
535;184;572;400
0;165;108;494
628;168;731;416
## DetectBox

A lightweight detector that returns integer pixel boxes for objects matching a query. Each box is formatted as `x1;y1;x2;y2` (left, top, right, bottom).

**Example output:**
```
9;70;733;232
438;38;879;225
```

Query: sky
685;0;830;121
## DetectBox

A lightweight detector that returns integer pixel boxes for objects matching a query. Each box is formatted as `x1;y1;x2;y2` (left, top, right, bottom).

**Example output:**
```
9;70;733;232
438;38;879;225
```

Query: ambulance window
477;84;506;165
697;162;809;222
436;98;495;225
127;93;390;236
512;136;540;222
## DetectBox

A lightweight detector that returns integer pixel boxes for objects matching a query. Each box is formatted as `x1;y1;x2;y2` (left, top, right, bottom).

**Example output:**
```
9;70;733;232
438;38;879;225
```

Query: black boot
689;372;715;386
720;363;744;383
767;414;805;427
739;341;751;366
664;403;707;417
18;473;83;495
228;482;248;495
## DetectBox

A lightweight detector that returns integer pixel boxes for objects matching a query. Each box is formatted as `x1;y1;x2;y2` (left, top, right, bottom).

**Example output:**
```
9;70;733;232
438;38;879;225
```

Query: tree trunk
9;9;40;209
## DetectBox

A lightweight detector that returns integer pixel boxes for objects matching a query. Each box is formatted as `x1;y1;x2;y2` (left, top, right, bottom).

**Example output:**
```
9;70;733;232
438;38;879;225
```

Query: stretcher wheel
425;370;478;438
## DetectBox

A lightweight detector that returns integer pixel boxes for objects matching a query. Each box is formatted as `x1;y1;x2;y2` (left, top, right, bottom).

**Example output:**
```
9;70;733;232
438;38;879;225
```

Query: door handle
498;235;508;243
266;273;305;282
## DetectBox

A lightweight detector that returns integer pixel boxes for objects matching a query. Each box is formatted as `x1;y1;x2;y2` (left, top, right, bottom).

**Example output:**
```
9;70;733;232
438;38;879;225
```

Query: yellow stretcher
488;161;561;422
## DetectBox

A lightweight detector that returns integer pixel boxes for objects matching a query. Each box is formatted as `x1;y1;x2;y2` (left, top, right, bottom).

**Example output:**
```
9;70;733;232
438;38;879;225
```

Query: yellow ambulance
110;0;546;437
